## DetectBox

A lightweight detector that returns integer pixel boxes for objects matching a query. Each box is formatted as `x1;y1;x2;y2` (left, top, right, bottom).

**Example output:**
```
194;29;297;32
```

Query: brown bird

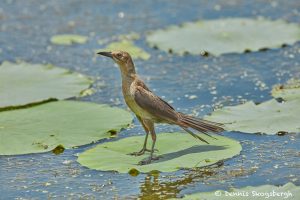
98;50;224;165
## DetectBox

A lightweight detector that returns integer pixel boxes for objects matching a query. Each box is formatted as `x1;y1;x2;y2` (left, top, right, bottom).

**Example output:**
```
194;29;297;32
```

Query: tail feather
181;117;218;139
182;114;224;133
181;126;209;144
178;113;225;143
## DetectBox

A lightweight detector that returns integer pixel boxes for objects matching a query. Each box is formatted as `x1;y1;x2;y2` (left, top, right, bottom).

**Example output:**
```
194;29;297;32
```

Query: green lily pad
0;61;92;110
98;40;151;60
272;78;300;101
77;133;241;173
0;101;133;155
146;18;300;56
98;32;140;45
117;32;140;41
205;99;300;134
175;182;299;200
51;34;88;45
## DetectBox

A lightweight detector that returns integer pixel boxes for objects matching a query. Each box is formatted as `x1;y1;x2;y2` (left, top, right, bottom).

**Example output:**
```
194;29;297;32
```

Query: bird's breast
122;81;152;119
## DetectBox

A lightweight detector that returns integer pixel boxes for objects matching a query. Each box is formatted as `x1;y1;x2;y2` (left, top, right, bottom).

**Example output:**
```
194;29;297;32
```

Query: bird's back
121;75;154;120
122;75;178;123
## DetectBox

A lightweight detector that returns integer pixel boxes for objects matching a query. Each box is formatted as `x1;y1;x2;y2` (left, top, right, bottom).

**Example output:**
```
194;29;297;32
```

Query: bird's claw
128;150;145;156
128;148;158;156
145;148;159;153
138;155;162;165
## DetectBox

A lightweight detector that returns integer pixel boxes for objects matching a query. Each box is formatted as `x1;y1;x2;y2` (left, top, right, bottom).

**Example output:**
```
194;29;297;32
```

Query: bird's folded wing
134;86;178;122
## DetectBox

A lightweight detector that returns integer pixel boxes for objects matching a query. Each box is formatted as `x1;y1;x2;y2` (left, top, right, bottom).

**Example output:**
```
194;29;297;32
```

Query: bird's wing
134;85;178;122
135;78;175;110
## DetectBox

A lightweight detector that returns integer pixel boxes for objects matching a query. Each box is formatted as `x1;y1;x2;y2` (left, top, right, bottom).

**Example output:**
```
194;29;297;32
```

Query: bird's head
97;50;136;76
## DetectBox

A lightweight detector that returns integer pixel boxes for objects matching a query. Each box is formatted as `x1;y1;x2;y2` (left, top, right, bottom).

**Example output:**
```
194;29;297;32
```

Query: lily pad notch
77;133;242;174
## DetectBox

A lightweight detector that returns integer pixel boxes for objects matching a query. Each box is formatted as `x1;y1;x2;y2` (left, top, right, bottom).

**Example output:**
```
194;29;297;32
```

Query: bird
97;50;224;165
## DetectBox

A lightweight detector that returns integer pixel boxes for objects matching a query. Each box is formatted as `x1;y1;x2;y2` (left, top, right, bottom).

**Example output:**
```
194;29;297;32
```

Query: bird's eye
117;53;122;58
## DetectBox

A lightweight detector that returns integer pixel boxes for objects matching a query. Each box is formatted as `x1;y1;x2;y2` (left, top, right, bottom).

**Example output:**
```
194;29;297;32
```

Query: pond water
0;0;299;199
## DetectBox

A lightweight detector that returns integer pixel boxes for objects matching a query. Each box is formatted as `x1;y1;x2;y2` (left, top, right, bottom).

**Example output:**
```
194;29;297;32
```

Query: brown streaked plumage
97;50;225;165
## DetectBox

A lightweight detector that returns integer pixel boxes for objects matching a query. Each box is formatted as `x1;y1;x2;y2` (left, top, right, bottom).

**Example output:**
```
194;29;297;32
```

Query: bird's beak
97;51;113;58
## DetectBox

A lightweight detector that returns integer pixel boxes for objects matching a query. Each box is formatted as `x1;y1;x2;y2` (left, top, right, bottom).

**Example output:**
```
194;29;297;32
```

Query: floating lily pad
0;101;133;155
272;78;300;101
98;32;140;45
98;40;150;60
77;133;241;173
146;18;300;56
51;34;88;45
118;32;140;41
0;61;92;109
176;182;299;200
205;99;300;134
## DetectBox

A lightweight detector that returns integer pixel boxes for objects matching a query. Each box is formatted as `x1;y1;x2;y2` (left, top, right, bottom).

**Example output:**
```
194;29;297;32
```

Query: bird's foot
128;149;146;156
128;148;158;156
138;155;162;165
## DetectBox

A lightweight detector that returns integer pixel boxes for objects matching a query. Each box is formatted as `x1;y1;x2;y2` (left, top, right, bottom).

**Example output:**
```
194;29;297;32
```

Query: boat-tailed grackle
98;50;224;165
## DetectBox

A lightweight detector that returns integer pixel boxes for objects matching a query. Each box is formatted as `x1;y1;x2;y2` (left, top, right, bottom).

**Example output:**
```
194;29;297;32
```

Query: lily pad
146;18;300;56
0;101;133;155
175;182;299;200
117;32;140;41
98;40;151;60
205;99;300;134
77;133;241;173
0;61;92;109
50;34;88;45
98;32;140;45
272;78;300;101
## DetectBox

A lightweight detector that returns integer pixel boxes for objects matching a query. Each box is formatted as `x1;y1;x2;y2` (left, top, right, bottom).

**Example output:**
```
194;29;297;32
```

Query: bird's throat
119;62;136;81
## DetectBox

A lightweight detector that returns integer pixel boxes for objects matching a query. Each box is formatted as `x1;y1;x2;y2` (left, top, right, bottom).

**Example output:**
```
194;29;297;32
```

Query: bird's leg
128;132;149;156
149;132;157;160
139;122;161;165
128;116;157;156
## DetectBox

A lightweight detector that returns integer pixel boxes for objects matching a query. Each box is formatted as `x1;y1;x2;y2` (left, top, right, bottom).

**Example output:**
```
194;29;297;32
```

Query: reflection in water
136;159;258;199
138;166;218;200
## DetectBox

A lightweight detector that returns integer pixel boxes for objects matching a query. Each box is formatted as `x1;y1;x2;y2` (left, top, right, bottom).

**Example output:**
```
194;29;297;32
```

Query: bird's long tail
178;113;225;144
